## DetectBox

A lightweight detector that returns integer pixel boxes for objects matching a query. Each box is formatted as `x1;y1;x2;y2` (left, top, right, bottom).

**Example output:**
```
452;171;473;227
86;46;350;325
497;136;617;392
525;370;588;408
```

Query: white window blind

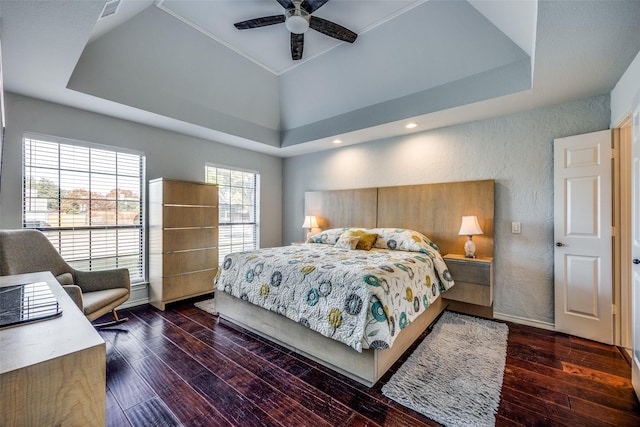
205;165;260;264
23;135;145;283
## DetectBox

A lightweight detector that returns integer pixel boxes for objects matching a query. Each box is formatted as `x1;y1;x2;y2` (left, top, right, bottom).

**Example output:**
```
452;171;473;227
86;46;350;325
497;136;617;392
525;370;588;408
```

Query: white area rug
194;298;217;315
382;311;508;427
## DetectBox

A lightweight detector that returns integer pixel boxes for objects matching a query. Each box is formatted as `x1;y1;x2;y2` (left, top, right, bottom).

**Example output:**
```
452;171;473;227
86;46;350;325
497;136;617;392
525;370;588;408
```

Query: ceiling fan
234;0;358;61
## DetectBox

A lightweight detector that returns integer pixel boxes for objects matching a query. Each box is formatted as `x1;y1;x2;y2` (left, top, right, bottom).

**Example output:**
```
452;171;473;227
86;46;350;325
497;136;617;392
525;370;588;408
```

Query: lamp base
464;236;476;258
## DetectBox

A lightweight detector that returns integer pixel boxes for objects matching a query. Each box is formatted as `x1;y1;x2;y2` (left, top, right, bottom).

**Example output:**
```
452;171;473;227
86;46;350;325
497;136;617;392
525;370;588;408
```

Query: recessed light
332;139;342;144
405;123;417;129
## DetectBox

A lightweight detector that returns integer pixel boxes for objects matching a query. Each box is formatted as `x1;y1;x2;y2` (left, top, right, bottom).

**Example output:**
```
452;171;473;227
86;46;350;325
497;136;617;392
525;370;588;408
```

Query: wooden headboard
305;180;494;258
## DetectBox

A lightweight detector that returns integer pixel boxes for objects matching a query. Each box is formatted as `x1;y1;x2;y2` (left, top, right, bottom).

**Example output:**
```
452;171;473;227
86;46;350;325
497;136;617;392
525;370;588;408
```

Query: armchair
0;229;130;326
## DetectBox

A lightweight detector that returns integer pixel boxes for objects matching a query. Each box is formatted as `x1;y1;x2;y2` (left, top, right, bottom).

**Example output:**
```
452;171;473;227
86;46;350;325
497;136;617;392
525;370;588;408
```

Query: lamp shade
302;215;318;229
458;216;483;236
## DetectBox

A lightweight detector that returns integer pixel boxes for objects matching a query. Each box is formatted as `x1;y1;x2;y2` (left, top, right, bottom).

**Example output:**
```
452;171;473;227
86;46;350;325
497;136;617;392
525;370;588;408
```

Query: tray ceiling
156;0;426;75
2;0;640;157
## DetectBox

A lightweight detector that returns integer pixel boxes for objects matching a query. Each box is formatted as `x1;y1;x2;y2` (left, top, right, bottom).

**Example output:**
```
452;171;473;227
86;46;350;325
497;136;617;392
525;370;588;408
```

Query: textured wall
283;95;610;325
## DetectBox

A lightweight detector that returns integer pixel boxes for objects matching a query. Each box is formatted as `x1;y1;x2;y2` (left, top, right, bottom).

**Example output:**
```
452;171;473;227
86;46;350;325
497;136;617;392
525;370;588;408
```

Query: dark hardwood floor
98;299;640;426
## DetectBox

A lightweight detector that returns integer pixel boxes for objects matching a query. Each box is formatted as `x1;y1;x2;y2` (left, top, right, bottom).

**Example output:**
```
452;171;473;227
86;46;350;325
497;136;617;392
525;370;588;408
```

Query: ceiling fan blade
291;33;304;60
234;15;285;30
276;0;294;9
301;0;330;13
309;16;357;43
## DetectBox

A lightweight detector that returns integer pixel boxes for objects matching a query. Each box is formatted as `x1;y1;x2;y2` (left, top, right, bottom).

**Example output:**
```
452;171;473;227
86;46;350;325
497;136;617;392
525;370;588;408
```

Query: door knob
556;242;564;247
633;259;640;265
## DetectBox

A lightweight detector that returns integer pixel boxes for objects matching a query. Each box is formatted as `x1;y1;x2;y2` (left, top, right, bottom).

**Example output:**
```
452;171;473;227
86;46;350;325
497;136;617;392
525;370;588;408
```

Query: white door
554;130;613;344
631;105;640;400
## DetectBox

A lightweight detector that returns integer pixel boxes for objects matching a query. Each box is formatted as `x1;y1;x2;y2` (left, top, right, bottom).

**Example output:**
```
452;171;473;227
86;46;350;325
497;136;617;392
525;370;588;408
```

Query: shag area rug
382;311;508;427
194;298;217;315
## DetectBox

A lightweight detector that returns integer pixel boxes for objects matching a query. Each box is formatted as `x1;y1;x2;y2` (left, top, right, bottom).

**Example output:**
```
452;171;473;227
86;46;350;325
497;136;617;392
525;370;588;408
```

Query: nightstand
442;254;493;317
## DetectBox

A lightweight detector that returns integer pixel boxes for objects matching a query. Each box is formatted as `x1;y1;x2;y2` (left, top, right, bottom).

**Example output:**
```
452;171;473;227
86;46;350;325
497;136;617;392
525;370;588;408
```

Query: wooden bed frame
216;180;494;386
216;291;446;386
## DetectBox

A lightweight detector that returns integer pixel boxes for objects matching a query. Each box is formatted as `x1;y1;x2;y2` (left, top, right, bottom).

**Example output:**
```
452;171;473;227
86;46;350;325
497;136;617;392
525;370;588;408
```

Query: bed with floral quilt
214;228;454;386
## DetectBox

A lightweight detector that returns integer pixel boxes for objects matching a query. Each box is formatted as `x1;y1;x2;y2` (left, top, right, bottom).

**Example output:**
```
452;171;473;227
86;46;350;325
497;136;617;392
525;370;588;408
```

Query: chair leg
93;309;129;328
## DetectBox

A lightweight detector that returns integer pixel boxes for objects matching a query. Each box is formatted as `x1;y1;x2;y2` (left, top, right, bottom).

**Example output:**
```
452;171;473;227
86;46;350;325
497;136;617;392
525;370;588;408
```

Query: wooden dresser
149;178;218;310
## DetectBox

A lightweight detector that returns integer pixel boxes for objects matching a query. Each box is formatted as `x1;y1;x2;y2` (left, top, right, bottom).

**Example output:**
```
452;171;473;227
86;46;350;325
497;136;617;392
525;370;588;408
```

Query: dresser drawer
162;269;217;301
446;260;491;286
162;248;218;276
162;227;218;252
162;179;218;206
163;206;217;228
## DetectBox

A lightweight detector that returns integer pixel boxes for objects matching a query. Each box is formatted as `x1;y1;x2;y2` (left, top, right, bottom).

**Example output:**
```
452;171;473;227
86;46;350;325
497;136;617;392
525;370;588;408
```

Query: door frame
614;115;633;350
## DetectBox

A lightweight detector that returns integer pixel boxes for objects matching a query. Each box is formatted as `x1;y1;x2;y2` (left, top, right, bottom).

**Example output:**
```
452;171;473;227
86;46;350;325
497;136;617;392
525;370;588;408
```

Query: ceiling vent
99;0;121;20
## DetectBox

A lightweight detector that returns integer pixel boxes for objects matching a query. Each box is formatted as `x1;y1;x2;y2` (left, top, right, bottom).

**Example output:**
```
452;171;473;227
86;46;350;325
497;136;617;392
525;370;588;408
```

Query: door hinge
612;304;618;315
611;148;616;159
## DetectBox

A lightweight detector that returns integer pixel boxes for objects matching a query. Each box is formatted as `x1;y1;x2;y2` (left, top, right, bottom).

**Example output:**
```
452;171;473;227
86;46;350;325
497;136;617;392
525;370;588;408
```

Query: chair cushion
56;272;74;286
82;288;129;317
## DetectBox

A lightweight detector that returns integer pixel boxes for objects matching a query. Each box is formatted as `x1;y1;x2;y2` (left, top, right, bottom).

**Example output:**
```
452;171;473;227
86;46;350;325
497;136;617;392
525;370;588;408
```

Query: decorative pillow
370;228;440;253
344;230;378;251
306;228;349;245
334;235;360;250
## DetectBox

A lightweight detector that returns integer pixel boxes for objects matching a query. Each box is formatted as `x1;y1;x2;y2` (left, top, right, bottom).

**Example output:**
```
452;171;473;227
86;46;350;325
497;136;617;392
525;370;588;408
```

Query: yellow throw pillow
344;230;378;251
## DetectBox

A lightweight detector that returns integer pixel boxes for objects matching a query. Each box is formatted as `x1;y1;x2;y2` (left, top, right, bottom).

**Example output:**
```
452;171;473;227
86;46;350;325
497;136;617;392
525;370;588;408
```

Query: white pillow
334;235;360;250
306;228;351;245
370;228;440;252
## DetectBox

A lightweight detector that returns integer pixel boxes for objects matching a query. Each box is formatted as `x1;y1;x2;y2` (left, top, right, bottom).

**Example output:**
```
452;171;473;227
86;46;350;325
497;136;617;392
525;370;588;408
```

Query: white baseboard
119;282;149;309
493;311;555;331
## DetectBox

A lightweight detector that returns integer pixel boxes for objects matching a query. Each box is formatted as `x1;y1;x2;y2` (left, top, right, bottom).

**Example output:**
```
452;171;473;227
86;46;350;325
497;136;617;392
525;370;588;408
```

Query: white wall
611;48;640;126
282;95;610;326
0;93;283;253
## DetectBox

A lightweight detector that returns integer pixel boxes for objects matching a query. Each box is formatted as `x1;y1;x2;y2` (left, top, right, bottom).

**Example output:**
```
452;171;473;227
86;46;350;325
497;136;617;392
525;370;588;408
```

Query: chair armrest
74;268;131;294
62;284;84;312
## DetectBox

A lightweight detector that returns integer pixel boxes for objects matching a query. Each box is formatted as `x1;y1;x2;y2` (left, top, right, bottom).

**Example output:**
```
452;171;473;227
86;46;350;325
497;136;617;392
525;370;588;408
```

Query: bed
215;180;495;386
216;228;454;352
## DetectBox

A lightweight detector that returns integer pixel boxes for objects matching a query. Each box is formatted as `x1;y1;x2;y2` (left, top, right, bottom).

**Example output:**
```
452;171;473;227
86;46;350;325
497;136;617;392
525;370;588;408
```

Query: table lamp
302;215;319;240
458;215;483;258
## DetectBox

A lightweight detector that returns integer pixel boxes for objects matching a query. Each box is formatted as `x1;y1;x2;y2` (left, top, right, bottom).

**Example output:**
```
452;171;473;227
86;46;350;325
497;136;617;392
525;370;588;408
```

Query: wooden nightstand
442;254;493;317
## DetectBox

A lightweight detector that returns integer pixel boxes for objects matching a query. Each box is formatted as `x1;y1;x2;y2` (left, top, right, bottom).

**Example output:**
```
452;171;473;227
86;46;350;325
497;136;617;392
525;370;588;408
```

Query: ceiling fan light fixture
233;0;358;61
285;7;310;34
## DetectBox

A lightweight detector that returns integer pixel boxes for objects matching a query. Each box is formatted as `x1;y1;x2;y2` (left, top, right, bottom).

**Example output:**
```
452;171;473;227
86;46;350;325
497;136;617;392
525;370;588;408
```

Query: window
23;135;145;282
205;165;260;264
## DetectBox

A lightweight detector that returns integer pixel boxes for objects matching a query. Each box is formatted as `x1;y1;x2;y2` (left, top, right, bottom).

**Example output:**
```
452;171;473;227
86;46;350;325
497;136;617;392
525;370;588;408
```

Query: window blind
23;135;145;283
205;165;260;264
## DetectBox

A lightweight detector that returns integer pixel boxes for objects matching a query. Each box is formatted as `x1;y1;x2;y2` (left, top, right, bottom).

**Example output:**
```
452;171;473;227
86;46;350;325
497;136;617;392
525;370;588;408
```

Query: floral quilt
215;228;454;352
